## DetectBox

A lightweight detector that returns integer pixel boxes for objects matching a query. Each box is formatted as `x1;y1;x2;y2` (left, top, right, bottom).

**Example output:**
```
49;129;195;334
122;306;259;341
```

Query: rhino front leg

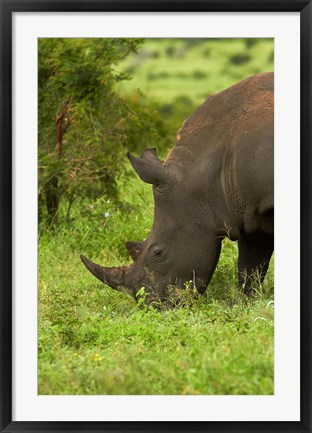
238;231;274;293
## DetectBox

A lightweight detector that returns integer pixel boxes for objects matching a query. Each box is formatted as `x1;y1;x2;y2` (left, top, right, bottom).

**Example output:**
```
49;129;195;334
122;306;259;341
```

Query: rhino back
165;72;274;236
175;72;273;146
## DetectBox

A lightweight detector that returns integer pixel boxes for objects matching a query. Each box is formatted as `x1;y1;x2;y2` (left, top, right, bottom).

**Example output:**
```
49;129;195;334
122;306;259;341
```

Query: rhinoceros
81;72;274;304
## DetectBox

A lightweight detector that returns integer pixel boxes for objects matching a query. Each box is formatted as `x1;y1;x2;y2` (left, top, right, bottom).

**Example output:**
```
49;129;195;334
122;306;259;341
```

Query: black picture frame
1;1;311;432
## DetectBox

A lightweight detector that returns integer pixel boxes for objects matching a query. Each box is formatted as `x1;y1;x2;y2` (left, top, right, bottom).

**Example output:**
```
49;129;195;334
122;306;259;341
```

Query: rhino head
81;148;221;305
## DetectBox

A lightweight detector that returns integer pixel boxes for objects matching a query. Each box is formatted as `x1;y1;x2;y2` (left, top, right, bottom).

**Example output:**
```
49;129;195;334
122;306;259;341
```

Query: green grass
38;38;274;395
38;176;274;395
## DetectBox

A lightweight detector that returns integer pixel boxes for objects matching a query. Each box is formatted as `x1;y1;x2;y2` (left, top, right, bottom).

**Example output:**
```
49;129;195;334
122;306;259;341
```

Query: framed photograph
1;1;311;432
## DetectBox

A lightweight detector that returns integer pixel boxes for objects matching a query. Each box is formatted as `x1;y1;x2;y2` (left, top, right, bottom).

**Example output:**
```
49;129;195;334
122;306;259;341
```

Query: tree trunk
45;175;60;227
45;98;73;228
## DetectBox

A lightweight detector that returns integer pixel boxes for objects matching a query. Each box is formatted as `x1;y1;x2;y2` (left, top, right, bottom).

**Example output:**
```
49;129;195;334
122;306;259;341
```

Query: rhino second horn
125;241;143;261
80;254;127;291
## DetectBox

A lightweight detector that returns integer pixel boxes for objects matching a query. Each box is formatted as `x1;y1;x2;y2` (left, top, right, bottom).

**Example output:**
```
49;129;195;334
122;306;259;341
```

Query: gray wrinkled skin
81;72;274;304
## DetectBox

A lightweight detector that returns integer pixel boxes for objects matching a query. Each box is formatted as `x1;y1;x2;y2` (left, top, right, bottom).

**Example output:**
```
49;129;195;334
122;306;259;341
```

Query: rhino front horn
80;254;127;291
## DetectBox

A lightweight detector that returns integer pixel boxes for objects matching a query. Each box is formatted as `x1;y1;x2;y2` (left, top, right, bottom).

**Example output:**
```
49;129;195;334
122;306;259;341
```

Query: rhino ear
125;241;143;261
140;148;163;164
127;150;167;187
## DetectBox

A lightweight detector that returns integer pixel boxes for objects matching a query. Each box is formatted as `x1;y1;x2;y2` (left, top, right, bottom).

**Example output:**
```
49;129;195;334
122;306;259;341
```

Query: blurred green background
38;38;274;395
118;38;273;103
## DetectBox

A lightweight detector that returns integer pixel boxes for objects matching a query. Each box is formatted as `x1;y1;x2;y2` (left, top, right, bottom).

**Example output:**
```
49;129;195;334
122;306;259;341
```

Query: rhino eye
150;245;167;263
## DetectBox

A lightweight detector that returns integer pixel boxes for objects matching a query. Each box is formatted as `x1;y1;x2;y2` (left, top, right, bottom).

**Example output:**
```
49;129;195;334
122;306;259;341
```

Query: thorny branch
55;97;74;158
